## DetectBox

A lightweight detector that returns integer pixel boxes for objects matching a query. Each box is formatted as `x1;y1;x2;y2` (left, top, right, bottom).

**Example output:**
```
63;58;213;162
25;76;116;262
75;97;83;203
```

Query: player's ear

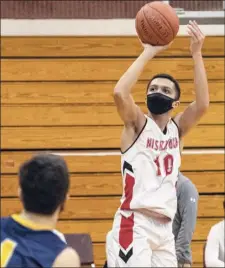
18;187;22;199
172;100;180;109
145;92;149;104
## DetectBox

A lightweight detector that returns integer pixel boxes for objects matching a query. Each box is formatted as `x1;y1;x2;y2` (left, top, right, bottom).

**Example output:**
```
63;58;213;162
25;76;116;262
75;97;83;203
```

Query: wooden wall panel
1;35;224;267
92;241;206;266
2;58;224;81
2;36;224;57
2;125;224;149
1;171;224;197
55;218;221;242
2;81;224;104
1;151;224;174
1;195;224;219
2;103;224;126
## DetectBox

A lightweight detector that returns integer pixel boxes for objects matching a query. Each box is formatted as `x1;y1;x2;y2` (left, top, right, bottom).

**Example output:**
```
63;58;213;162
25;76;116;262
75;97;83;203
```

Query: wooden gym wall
1;36;224;266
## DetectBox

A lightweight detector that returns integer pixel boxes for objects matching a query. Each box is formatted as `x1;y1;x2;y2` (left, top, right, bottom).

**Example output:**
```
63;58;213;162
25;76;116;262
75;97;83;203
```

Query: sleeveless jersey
120;116;181;220
1;214;67;268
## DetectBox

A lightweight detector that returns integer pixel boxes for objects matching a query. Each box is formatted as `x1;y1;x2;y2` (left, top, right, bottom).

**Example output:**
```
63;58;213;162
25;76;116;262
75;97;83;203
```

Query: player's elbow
113;88;128;103
196;101;209;116
113;88;122;97
113;90;123;105
114;87;125;98
201;100;210;111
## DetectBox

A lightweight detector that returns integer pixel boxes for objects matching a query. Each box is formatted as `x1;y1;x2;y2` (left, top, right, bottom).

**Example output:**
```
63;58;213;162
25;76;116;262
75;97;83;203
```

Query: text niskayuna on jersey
146;137;179;151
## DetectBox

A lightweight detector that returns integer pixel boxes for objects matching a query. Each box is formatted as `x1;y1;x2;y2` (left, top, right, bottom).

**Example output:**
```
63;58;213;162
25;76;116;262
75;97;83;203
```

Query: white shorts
106;210;177;267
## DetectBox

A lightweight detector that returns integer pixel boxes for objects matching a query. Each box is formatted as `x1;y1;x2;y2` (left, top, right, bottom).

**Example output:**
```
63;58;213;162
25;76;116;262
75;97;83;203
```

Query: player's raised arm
113;43;170;131
174;21;209;137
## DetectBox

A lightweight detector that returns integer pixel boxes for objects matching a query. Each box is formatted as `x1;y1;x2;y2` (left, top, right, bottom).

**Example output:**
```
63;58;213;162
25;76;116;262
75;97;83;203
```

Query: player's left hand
187;20;205;56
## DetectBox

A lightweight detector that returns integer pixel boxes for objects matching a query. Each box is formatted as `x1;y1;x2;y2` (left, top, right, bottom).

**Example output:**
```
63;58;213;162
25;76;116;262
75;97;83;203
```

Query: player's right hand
140;39;173;57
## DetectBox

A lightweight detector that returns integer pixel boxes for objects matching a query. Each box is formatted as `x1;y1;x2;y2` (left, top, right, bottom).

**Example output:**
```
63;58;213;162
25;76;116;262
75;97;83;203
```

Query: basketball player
103;171;199;268
1;154;80;267
106;20;209;267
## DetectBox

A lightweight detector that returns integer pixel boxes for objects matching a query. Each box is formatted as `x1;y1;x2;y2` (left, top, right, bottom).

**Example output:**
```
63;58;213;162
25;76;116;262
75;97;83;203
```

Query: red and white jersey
119;115;181;220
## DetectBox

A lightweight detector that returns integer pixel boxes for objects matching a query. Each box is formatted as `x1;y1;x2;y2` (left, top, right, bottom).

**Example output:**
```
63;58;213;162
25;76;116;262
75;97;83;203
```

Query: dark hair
19;153;70;215
147;73;181;100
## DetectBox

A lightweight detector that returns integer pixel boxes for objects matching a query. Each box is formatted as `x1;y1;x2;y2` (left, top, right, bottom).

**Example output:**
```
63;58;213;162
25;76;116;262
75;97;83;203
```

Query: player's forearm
175;229;193;264
114;49;155;96
175;196;198;264
192;53;209;112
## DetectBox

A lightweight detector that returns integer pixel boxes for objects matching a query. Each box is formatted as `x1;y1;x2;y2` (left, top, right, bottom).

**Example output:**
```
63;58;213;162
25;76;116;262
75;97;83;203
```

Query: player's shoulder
1;216;14;232
0;217;11;242
25;230;70;267
52;247;80;267
52;229;67;243
1;216;11;224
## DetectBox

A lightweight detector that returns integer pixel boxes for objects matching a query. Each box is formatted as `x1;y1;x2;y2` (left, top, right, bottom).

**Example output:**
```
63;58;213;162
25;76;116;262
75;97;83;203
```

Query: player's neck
20;210;58;229
148;112;170;131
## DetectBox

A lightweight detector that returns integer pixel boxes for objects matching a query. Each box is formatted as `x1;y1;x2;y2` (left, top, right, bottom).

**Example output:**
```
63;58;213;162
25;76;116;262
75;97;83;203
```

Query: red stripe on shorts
121;173;135;210
119;213;134;250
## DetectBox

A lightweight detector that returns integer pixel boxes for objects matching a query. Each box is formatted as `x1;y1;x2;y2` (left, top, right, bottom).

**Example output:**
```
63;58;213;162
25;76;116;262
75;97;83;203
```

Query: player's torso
1;215;67;268
120;116;181;219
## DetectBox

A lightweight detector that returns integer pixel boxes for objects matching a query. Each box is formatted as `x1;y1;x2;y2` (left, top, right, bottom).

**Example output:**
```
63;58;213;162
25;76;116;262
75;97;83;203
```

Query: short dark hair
147;73;181;100
19;153;70;215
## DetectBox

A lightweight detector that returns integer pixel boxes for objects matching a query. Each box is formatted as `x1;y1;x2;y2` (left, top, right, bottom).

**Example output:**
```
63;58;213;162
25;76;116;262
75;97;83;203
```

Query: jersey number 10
154;154;174;176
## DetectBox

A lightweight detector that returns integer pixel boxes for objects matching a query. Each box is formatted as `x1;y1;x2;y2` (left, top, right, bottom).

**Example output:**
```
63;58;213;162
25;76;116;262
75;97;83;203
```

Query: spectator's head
19;153;70;216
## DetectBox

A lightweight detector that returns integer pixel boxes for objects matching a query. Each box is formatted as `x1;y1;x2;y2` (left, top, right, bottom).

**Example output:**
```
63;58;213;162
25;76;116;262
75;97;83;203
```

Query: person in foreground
204;201;225;267
173;171;199;267
1;154;80;268
106;20;209;267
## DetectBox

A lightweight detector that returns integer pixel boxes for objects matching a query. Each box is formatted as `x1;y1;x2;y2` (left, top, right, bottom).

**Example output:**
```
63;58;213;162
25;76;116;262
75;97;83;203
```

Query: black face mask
147;93;175;115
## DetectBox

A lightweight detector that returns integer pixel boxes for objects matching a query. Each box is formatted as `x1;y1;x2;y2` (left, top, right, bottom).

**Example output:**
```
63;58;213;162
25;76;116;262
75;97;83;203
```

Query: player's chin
149;111;171;117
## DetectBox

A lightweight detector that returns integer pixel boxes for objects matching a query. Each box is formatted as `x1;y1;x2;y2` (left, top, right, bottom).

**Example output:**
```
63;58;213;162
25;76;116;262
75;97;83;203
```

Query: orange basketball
135;1;179;46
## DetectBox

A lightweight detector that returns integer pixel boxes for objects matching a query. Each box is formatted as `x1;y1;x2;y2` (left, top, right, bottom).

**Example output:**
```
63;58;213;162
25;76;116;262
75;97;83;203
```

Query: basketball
135;1;179;46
